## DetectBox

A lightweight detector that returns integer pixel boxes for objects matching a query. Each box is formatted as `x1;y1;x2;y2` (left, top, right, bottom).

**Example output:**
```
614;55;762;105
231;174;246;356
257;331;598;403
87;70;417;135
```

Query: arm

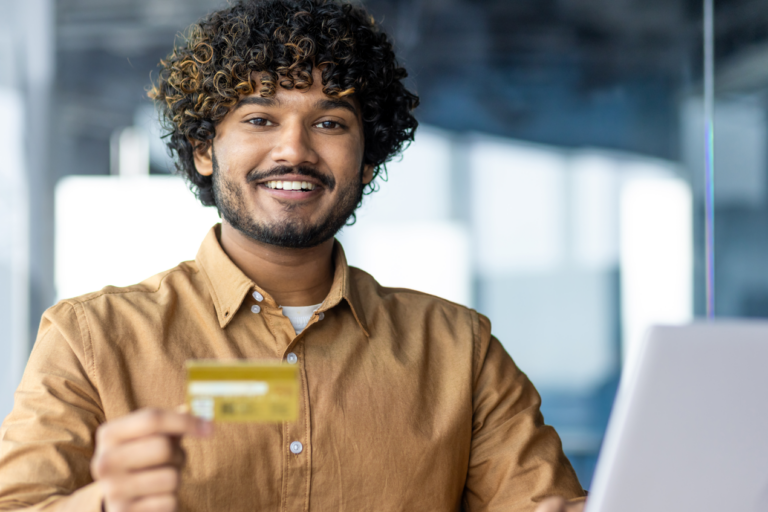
0;302;104;511
462;314;585;512
0;302;209;512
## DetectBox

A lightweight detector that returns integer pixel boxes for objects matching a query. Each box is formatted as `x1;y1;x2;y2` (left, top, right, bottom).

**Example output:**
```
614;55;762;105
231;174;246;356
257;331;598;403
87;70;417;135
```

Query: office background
1;0;767;488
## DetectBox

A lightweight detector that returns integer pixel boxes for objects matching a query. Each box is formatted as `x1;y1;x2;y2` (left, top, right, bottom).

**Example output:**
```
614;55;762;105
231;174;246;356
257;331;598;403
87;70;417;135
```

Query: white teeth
265;180;316;191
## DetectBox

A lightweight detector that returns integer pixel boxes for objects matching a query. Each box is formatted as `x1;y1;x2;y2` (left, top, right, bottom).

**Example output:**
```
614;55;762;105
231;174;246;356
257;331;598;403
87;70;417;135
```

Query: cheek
217;130;272;172
326;138;365;177
231;138;269;166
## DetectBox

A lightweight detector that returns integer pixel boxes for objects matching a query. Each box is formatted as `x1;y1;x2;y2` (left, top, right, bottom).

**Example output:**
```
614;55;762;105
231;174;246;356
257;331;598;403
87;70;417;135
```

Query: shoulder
350;265;471;309
349;265;491;342
52;260;203;319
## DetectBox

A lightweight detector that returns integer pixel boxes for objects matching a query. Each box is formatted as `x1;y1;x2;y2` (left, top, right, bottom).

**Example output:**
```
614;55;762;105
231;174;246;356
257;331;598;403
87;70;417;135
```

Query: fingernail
197;419;214;437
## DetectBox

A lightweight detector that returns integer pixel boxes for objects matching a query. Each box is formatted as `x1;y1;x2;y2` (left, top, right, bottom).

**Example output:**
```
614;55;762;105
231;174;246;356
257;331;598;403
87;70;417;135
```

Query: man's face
194;68;373;248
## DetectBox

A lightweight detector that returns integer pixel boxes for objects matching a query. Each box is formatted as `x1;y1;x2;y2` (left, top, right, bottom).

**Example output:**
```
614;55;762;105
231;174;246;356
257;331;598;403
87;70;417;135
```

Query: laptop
586;322;768;512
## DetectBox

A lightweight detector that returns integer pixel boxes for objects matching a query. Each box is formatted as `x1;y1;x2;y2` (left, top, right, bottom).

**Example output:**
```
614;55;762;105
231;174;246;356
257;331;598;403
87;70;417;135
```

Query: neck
219;221;335;307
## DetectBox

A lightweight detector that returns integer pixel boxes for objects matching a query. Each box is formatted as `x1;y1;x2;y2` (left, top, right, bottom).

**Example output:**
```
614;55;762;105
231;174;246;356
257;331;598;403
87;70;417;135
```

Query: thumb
535;497;567;512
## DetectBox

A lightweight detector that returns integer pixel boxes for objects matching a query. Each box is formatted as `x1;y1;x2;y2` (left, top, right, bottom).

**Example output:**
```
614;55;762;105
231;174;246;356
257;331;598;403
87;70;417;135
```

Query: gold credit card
186;360;299;423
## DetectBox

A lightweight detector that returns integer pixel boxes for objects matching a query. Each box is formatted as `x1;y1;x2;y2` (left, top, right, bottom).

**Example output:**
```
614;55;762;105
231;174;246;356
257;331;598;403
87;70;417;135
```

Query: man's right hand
535;497;586;512
90;408;212;512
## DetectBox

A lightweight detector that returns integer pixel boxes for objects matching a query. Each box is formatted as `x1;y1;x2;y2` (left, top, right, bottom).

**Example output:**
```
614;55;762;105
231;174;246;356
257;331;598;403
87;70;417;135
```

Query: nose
269;120;319;167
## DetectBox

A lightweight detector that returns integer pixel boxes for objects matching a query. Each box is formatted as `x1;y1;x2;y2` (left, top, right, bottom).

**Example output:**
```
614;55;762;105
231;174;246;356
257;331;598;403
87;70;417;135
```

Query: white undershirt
281;303;323;335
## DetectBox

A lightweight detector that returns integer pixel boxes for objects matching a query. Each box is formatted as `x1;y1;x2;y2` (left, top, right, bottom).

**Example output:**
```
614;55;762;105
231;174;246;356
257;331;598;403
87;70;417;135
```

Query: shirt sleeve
462;313;585;512
0;301;105;511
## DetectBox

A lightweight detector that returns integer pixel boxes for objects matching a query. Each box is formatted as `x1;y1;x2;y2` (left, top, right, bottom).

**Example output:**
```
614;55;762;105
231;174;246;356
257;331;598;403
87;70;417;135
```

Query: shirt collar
195;224;369;336
321;241;370;337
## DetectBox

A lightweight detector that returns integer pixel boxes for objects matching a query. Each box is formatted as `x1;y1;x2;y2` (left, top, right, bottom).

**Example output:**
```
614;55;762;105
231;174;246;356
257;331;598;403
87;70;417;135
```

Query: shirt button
252;291;264;302
286;352;298;364
251;305;261;314
290;441;303;454
318;312;325;320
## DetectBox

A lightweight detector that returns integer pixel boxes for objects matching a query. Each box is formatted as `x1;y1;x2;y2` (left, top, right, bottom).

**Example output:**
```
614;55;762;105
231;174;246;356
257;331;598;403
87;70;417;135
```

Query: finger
535;497;567;512
566;499;586;512
128;493;176;512
101;467;180;505
94;435;185;476
171;437;187;468
96;409;211;450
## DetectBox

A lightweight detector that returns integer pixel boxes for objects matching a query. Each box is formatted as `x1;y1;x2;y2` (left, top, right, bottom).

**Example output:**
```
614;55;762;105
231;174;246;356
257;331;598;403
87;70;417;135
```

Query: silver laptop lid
586;322;768;512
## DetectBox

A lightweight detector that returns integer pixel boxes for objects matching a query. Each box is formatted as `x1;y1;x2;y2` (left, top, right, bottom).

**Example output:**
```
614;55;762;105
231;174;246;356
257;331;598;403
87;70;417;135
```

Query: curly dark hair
148;0;419;207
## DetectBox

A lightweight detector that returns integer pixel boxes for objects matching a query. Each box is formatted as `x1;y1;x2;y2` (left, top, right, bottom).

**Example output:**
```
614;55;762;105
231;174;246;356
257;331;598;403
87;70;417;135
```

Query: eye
315;120;343;130
248;117;273;127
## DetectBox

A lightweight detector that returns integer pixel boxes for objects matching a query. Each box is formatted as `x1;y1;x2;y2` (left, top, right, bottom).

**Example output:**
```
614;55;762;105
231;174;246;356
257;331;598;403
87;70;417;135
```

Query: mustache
246;166;335;191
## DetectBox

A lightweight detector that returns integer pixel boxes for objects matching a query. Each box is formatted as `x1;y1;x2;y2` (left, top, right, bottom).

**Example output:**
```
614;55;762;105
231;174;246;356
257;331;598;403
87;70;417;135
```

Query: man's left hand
534;497;586;512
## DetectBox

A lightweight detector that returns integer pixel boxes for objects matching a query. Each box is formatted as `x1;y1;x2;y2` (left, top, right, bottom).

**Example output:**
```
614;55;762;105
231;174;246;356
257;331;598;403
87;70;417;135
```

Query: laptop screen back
586;322;768;512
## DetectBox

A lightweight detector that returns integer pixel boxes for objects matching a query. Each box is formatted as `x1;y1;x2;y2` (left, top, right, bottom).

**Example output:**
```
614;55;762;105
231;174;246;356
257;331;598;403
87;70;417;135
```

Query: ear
192;140;214;177
362;163;375;185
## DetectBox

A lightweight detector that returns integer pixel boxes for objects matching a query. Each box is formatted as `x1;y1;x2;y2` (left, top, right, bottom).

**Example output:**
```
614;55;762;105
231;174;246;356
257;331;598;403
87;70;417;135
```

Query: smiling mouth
263;180;317;191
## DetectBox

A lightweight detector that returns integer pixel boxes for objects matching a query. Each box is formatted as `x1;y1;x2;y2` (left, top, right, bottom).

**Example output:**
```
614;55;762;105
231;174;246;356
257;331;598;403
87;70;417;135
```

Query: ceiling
51;0;768;178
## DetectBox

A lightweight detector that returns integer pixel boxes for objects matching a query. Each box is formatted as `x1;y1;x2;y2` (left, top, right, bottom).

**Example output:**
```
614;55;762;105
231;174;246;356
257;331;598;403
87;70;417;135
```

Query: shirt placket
280;306;330;512
281;337;310;512
251;287;334;512
250;288;312;512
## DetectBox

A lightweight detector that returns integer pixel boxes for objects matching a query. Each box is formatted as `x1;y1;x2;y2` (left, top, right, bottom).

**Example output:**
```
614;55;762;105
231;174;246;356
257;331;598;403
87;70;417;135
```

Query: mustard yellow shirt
0;225;583;511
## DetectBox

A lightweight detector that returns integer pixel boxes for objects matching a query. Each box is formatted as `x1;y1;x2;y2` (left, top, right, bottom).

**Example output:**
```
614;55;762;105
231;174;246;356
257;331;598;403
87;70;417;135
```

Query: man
0;1;586;510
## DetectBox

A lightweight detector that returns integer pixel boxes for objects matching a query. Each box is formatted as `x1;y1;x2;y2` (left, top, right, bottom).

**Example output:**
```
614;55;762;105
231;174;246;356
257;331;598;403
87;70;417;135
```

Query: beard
211;147;363;249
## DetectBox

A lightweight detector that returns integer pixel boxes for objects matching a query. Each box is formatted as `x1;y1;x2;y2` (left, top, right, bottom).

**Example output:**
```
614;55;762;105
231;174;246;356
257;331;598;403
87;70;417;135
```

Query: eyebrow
233;97;280;111
232;95;358;117
314;98;358;117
